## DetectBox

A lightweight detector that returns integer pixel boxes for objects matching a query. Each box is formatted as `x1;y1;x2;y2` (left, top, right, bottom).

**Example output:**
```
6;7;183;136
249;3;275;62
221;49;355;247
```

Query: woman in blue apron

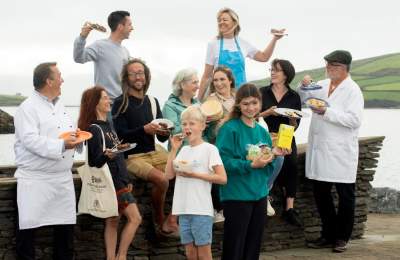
198;7;286;101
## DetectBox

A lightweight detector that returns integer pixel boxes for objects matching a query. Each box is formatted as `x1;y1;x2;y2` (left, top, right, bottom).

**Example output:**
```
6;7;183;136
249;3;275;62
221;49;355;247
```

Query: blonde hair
180;106;206;124
217;7;241;38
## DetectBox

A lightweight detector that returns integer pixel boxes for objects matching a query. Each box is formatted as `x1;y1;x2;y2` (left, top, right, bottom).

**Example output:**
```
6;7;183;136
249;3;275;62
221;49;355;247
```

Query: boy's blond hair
180;106;206;124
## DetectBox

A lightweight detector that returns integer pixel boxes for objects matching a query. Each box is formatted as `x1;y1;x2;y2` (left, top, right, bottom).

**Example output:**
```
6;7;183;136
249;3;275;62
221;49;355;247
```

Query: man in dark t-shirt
112;58;178;236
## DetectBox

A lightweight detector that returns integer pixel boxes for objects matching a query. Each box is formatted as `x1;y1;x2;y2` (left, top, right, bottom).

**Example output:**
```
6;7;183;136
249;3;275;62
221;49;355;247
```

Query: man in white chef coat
14;62;81;259
305;50;364;253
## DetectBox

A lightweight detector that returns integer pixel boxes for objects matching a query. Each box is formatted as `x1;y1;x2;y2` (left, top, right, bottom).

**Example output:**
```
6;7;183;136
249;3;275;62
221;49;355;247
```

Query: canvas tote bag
77;124;119;218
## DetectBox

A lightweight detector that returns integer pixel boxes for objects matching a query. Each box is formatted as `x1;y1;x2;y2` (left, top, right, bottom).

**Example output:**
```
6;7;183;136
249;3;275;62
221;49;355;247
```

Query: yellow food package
277;124;294;149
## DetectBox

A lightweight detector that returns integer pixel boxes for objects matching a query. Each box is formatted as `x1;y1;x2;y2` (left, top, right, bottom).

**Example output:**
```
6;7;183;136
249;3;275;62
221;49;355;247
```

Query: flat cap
324;50;352;65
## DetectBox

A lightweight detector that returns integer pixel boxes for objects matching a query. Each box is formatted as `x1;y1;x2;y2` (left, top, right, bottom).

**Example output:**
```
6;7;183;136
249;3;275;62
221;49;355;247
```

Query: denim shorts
178;215;213;246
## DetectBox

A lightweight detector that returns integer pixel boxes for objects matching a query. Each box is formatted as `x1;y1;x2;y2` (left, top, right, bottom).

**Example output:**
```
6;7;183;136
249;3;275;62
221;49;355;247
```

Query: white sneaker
267;198;275;216
214;210;225;223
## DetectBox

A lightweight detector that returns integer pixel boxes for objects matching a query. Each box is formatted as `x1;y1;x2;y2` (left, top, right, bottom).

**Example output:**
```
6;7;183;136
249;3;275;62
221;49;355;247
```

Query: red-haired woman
78;86;141;260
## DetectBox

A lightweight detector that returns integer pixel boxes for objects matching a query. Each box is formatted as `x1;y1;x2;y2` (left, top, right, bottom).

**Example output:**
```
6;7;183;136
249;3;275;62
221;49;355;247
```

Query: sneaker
266;198;275;216
333;240;348;253
282;208;303;227
214;210;225;223
307;237;334;249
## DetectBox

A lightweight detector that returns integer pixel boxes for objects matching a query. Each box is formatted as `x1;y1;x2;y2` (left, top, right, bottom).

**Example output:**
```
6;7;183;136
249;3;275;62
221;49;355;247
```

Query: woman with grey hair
162;68;200;146
198;7;287;101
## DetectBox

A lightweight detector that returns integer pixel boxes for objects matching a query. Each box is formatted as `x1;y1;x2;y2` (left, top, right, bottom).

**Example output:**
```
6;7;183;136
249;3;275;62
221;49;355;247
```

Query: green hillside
0;94;26;106
253;53;400;108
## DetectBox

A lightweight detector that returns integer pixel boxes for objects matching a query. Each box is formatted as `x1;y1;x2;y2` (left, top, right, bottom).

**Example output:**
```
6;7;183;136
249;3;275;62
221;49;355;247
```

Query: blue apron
218;37;246;88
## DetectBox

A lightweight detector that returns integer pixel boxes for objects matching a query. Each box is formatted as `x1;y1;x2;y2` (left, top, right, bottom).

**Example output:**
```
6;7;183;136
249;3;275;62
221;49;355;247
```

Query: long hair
115;58;151;117
228;83;262;120
78;86;105;131
271;59;296;88
209;66;235;94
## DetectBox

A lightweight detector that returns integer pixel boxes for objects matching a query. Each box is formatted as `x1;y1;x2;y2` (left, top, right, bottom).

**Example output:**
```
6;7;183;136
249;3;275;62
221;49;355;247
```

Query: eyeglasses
185;79;199;85
268;68;283;73
128;71;145;78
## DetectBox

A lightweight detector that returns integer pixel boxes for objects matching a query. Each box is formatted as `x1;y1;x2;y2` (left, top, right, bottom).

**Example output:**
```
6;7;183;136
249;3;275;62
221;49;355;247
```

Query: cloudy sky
0;0;399;105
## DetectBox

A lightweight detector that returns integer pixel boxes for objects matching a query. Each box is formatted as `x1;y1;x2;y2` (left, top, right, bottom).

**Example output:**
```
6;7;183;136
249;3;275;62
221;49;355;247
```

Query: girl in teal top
216;83;290;260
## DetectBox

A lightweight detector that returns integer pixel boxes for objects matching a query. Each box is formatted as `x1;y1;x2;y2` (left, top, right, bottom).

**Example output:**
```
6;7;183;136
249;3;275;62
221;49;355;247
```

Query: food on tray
158;122;168;129
307;98;326;108
246;144;273;161
173;160;192;173
285;111;297;117
58;130;93;142
151;118;174;129
117;143;130;150
270;28;288;36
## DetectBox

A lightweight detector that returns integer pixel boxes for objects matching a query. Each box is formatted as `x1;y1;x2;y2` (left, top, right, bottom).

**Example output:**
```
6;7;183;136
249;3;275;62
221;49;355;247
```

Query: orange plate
59;131;93;142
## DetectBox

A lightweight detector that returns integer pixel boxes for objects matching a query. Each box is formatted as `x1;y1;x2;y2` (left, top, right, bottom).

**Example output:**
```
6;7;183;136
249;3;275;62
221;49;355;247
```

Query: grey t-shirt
73;36;130;101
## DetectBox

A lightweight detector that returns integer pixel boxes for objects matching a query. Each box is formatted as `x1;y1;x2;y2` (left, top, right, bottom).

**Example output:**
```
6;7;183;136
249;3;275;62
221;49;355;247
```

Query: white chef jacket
305;76;364;183
14;91;76;229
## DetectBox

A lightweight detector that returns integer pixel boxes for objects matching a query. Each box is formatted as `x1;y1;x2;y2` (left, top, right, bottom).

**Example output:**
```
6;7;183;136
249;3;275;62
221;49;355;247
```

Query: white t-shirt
205;36;259;66
172;142;223;216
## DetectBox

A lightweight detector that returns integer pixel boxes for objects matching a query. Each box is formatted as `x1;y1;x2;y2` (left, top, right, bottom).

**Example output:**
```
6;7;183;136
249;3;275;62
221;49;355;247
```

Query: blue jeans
178;215;213;246
268;156;284;191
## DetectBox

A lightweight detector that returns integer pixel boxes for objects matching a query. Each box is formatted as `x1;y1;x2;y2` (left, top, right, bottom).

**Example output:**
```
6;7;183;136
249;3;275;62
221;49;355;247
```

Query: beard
128;79;146;92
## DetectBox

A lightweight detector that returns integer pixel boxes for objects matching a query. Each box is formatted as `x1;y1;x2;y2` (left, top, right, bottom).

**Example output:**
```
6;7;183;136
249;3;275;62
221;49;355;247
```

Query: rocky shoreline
0;109;14;134
369;187;400;213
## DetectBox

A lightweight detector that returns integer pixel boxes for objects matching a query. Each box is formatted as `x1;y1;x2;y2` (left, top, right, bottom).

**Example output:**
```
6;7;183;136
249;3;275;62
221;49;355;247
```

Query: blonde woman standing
198;7;286;100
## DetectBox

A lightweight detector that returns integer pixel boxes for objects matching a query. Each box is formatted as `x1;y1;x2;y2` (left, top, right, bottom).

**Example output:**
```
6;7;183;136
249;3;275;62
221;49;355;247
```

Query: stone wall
369;187;400;213
0;136;384;259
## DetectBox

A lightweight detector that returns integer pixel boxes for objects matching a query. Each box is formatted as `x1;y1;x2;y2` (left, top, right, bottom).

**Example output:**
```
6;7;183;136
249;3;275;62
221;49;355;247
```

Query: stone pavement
260;213;400;259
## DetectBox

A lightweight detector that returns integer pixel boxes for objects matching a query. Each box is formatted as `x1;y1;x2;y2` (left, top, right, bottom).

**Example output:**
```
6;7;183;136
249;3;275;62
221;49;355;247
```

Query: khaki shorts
126;144;168;180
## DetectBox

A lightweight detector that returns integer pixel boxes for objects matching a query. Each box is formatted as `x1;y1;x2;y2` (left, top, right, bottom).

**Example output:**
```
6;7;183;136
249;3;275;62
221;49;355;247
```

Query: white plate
272;32;288;36
173;160;193;173
300;84;323;91
111;143;137;154
274;108;309;119
151;118;174;129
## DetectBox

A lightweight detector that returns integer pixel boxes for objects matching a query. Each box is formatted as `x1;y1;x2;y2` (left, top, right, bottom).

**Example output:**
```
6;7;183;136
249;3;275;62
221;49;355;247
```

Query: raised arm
73;22;99;63
164;135;184;180
253;30;285;62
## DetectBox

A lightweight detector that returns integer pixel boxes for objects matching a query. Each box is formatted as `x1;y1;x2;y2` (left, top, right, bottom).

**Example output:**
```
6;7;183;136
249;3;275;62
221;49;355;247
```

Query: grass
362;91;400;102
253;52;400;107
0;95;26;106
364;82;400;91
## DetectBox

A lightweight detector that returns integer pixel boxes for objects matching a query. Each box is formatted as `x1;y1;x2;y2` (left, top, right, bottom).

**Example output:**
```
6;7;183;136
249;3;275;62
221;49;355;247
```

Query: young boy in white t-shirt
165;106;227;260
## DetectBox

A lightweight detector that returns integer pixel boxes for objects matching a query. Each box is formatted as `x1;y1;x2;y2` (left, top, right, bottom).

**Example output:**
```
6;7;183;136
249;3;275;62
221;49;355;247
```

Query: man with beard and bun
112;58;179;236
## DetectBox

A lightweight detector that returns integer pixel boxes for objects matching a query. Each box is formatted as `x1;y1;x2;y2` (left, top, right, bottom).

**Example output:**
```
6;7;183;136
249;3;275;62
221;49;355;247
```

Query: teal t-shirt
216;118;275;201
